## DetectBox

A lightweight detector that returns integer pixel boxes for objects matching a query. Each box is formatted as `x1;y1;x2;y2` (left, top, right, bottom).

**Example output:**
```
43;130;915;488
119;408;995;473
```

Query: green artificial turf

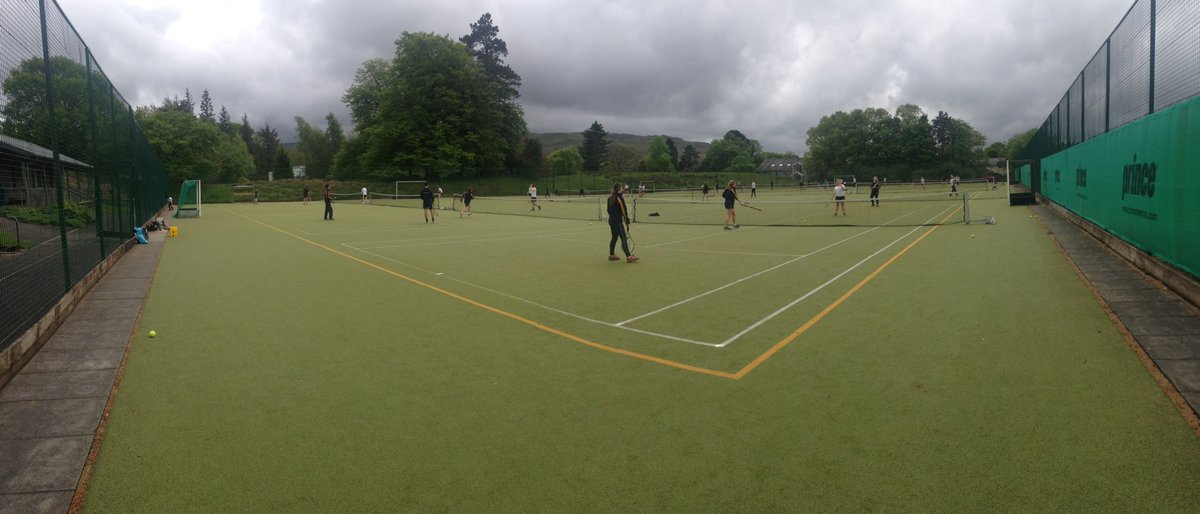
83;197;1200;512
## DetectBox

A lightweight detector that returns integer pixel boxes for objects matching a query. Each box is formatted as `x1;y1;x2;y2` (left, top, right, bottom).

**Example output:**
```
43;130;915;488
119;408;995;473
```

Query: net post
963;191;970;224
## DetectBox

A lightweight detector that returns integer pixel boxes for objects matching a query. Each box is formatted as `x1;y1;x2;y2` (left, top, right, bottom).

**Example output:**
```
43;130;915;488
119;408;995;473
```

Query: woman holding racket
722;180;741;230
606;183;638;263
833;178;848;215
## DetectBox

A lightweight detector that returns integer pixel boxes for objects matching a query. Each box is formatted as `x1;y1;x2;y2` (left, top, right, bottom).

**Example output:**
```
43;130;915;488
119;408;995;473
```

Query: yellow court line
219;205;958;380
218;206;737;379
731;206;964;379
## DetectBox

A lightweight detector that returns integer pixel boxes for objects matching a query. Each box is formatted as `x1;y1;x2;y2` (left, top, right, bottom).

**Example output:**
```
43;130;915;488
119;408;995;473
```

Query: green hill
531;132;710;156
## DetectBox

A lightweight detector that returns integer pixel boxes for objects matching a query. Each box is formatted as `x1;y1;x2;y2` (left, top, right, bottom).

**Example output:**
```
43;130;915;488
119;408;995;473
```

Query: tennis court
81;189;1200;512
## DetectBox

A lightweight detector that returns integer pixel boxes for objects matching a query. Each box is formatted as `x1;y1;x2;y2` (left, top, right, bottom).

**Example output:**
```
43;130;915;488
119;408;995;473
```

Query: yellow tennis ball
149;330;157;338
971;234;975;238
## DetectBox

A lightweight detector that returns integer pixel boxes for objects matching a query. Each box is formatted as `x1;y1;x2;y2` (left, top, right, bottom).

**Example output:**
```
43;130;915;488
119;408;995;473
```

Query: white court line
614;209;922;327
342;243;720;347
715;205;956;347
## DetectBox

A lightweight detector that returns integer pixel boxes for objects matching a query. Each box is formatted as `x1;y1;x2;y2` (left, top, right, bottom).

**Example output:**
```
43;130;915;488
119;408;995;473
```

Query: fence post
86;49;105;258
1105;40;1111;133
1148;0;1156;114
40;0;73;291
1080;69;1086;141
110;83;122;236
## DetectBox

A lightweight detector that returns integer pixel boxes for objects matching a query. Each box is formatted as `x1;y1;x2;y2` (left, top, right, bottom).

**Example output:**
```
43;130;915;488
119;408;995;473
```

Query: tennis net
451;194;605;221
367;193;423;207
632;190;1000;227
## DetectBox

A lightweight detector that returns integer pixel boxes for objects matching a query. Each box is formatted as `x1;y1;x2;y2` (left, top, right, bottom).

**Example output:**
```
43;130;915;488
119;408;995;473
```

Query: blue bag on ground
133;227;148;244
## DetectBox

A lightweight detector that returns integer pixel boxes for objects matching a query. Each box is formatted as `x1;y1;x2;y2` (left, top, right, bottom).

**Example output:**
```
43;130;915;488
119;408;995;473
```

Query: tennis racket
742;203;762;211
626;224;636;254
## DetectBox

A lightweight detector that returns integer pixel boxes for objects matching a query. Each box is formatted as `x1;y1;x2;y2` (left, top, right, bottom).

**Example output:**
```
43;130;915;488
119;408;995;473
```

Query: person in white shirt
361;186;368;204
833;179;847;216
436;186;444;209
528;184;541;211
750;181;757;198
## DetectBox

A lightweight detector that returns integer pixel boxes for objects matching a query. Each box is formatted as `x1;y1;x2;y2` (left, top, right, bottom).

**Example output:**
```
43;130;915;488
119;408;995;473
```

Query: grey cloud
58;0;1133;152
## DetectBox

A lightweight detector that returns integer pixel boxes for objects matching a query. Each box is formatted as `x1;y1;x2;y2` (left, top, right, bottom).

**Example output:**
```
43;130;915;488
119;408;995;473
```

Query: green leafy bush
0;200;96;228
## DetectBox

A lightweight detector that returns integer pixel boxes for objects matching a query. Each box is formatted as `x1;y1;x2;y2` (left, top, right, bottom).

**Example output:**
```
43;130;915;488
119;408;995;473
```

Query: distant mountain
530;132;710;156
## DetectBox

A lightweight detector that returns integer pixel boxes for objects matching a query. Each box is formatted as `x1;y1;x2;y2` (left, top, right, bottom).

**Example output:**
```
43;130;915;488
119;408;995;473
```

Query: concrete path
0;203;1197;514
0;230;164;514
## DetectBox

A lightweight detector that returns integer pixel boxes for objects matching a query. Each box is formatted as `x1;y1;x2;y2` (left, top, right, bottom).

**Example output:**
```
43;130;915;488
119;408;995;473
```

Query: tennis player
323;183;334;220
833;178;847;215
701;182;710;201
303;185;310;205
606;183;637;262
751;180;757;198
420;182;436;222
722;180;741;230
869;176;881;206
361;186;368;204
528;183;541;210
460;187;474;217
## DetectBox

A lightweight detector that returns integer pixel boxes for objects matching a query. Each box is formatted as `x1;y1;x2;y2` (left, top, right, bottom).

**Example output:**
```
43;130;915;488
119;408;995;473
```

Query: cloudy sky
57;0;1133;153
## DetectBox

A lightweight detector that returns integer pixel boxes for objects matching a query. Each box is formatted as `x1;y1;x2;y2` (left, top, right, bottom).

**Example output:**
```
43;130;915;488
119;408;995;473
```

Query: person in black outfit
869;176;881;206
303;185;311;205
323;183;334;220
460;187;474;217
420;181;436;223
606;183;638;263
722;180;741;230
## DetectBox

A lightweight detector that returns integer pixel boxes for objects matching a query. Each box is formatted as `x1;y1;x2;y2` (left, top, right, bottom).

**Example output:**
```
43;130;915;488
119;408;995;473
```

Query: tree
135;108;253;183
665;138;678;169
342;58;390;128
985;142;1006;158
699;130;762;172
254;122;281;179
273;146;293;179
239;114;258;175
579;121;610;172
181;88;195;116
603;145;641;173
459;13;521;101
547;146;583;176
1;56;93;149
294;115;332;178
519;138;544;171
678;145;700;172
460;13;526;169
212;133;255;183
325;113;345;156
199;89;215;123
1004;128;1038;158
218;106;233;135
339;31;524;180
644;136;675;173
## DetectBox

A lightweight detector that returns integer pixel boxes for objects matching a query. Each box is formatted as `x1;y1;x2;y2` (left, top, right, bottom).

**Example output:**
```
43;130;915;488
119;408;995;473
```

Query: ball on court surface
971;234;976;238
149;330;157;338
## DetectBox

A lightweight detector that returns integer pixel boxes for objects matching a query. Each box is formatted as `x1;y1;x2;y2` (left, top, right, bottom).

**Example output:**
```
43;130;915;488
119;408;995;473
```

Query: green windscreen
1038;95;1200;278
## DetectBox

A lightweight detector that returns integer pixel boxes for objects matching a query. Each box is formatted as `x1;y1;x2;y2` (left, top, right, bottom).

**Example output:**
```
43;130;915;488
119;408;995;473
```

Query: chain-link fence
1;0;167;352
1018;0;1200;161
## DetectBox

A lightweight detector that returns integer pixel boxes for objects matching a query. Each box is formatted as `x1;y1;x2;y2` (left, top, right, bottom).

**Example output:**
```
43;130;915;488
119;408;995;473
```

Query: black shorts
422;201;434;209
835;196;845;202
724;201;735;209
